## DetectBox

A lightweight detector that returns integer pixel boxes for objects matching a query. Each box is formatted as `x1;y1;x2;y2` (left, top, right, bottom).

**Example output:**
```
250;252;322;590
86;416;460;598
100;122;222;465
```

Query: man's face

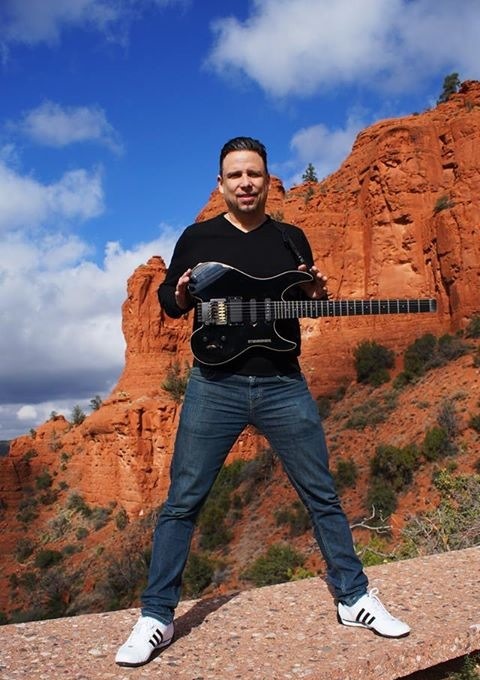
218;150;270;218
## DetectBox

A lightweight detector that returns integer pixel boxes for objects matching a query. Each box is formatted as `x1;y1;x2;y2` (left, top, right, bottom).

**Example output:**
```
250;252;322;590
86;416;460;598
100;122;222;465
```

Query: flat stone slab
1;547;479;679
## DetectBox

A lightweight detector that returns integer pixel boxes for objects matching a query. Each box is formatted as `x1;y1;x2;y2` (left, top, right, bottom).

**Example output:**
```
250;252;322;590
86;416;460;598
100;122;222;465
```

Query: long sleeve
158;228;196;318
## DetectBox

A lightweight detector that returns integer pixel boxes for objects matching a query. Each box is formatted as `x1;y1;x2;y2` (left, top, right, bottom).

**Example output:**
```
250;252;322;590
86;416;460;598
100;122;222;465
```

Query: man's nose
239;173;253;187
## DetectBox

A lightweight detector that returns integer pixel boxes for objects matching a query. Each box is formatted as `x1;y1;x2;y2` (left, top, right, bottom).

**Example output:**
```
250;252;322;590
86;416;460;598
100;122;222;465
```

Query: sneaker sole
337;612;410;638
115;634;174;667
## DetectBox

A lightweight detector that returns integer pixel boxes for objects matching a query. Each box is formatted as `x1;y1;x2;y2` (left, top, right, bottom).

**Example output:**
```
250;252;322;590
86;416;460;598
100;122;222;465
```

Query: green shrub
401;333;468;384
76;526;89;540
333;458;358;492
316;396;331;419
434;194;455;213
370;443;420;492
34;549;63;569
39;489;60;505
366;481;397;520
199;504;232;550
422;426;452;461
240;448;276;486
404;333;437;376
343;393;397;430
356;536;394;567
162;361;191;403
183;552;215;597
468;414;480;433
437;334;469;362
15;538;35;562
35;471;53;490
274;500;311;536
465;314;480;339
62;544;80;556
48;513;71;539
16;497;39;523
17;571;38;592
90;507;111;530
242;544;306;587
22;449;38;463
99;550;147;608
198;459;248;549
115;507;129;530
66;492;91;516
401;471;480;557
445;654;480;680
0;611;8;625
354;341;394;385
437;398;459;440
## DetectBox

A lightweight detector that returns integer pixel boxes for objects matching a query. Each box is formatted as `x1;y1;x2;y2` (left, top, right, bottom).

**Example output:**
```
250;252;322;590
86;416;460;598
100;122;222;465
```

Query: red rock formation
2;82;480;616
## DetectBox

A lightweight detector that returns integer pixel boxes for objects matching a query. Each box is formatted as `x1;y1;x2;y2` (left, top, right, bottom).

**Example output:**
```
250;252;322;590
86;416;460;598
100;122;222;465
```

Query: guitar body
188;262;312;366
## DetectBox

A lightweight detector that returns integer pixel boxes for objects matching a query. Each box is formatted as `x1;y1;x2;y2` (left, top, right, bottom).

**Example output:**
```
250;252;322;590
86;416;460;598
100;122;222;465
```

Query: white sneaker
115;615;174;666
337;588;410;638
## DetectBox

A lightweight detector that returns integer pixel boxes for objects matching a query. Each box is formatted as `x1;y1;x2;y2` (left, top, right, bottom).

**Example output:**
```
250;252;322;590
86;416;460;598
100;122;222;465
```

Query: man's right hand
174;269;193;311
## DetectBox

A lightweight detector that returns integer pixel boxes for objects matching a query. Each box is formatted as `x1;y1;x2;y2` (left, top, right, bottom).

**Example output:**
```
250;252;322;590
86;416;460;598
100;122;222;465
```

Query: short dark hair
219;136;268;175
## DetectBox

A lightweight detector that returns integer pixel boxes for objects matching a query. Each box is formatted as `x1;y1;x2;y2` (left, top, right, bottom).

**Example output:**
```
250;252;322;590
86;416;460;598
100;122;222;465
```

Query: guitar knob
220;336;226;342
202;336;208;343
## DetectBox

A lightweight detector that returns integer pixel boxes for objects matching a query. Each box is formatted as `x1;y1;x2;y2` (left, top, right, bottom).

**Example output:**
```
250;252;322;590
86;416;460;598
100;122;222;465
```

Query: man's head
217;137;270;226
219;136;268;176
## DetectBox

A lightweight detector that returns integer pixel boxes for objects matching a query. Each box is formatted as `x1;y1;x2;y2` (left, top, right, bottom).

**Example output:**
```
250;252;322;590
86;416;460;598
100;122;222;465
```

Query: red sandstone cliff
1;81;480;617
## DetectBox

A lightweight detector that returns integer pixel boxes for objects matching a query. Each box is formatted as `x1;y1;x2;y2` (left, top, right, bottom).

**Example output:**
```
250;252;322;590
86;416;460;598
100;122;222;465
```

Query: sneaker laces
365;588;396;620
127;617;161;644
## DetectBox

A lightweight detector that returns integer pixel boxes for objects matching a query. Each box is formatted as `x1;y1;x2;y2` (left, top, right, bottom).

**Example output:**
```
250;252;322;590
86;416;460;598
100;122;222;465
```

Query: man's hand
174;268;193;310
298;264;330;300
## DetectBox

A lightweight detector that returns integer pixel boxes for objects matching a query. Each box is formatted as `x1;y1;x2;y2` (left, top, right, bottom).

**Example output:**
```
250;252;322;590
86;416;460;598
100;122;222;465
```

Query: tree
302;163;318;183
437;72;461;104
89;395;102;411
71;405;86;426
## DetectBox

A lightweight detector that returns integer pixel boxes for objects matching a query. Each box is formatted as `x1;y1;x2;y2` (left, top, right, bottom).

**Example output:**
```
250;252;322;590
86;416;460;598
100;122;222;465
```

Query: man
116;137;410;667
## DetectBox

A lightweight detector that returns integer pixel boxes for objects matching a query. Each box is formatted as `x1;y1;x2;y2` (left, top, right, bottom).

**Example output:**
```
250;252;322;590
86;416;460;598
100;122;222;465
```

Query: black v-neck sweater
158;214;315;376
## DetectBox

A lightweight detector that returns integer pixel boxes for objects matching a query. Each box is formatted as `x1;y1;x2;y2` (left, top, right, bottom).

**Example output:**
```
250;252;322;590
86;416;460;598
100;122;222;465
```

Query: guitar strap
272;221;306;266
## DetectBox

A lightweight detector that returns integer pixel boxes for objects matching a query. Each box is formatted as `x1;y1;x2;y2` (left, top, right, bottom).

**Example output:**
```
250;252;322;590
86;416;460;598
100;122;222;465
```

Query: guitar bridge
198;299;228;325
197;297;243;325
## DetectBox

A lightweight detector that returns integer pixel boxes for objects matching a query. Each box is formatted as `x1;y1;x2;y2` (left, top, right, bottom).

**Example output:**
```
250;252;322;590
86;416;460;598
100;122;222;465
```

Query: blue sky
0;0;478;439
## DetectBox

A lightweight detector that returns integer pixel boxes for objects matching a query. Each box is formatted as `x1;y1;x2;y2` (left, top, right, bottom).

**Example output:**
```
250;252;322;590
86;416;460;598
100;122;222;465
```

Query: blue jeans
141;368;368;623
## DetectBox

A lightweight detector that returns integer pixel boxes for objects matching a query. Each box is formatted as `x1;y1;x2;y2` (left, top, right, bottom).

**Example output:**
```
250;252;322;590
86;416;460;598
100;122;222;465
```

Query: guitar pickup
198;297;243;325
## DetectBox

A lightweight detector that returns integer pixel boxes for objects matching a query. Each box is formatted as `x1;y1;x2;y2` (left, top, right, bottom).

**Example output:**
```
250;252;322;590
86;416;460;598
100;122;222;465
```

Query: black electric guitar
187;262;437;366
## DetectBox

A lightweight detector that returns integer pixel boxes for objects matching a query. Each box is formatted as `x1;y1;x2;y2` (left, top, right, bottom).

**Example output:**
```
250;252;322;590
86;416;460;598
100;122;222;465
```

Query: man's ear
217;174;224;194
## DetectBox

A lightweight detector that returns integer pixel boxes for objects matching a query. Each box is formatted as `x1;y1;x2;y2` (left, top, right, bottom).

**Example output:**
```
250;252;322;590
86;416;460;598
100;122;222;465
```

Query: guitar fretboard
270;298;436;319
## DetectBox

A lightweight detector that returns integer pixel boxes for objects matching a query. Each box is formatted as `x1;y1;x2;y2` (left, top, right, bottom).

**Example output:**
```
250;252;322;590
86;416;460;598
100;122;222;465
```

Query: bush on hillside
242;544;306;587
401;471;480;557
370;443;420;492
353;340;395;386
333;457;358;492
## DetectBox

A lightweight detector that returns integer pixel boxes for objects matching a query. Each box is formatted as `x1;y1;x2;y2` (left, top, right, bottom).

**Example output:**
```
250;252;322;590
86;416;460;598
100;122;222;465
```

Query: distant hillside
0;441;10;457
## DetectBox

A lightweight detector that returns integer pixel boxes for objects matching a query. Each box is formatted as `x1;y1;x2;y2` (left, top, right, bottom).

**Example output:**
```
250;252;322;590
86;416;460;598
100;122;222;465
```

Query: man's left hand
298;264;330;300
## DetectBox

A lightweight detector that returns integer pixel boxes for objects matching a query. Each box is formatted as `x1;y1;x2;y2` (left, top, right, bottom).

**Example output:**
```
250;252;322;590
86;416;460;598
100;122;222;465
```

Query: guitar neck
275;298;437;319
195;297;437;325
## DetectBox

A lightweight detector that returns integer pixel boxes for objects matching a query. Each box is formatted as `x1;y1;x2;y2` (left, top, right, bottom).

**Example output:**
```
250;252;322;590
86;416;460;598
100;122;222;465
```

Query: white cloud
0;0;189;49
17;405;38;421
0;226;179;439
0;0;118;46
14;101;123;153
0;161;104;232
208;0;480;98
286;112;366;184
